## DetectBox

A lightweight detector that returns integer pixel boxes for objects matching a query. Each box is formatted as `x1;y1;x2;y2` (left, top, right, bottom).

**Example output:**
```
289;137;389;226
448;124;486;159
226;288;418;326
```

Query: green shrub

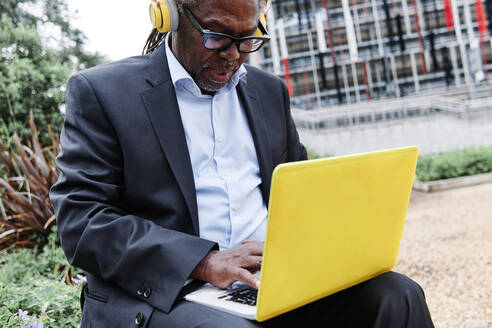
305;146;332;160
416;146;492;182
0;14;69;144
0;227;83;327
0;227;83;284
0;278;81;327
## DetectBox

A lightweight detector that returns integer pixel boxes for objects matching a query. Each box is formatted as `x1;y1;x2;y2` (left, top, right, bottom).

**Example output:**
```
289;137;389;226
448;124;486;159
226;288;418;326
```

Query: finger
243;241;264;255
241;255;262;270
246;267;258;274
236;268;260;290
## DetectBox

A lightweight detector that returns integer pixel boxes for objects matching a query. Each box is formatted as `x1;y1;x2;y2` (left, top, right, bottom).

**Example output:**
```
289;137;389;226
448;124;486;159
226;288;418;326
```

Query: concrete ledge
413;172;492;192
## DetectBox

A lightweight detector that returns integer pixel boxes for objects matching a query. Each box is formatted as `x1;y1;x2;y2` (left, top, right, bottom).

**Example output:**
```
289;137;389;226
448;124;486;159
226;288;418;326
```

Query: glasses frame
183;7;270;54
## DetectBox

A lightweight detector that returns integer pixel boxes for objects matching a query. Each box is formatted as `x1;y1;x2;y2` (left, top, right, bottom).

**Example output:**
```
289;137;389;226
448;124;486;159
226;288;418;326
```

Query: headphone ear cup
149;0;163;31
164;0;179;32
149;0;179;33
255;0;271;36
255;13;267;36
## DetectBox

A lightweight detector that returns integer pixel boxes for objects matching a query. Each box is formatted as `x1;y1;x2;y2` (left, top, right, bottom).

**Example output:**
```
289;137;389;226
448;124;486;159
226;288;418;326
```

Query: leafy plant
0;228;84;327
0;0;105;143
0;14;70;143
0;0;104;70
0;277;82;327
305;146;332;160
4;308;46;328
416;146;492;181
0;111;60;251
0;227;83;285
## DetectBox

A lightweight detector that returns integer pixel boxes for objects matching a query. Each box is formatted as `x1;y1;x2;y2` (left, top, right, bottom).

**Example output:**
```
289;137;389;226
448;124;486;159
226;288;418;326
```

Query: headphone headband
149;0;269;36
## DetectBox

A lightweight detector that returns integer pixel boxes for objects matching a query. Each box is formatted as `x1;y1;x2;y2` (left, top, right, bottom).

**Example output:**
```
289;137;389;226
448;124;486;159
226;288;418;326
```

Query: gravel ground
395;182;492;328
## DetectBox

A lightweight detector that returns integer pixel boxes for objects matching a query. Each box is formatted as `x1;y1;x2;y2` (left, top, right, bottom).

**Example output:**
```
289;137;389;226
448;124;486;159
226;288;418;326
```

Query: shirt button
231;204;238;211
217;137;223;143
136;286;144;296
223;173;229;177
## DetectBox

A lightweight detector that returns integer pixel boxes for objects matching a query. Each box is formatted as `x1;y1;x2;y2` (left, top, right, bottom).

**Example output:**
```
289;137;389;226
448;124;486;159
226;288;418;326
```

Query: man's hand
190;240;263;290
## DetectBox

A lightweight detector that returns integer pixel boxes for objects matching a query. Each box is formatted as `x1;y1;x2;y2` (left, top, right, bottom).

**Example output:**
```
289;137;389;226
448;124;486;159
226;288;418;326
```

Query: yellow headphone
255;10;268;37
149;0;270;35
149;0;179;33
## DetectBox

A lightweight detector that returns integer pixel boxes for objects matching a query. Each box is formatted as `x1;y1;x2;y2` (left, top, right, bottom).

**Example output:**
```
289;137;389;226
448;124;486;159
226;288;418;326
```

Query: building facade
251;0;492;109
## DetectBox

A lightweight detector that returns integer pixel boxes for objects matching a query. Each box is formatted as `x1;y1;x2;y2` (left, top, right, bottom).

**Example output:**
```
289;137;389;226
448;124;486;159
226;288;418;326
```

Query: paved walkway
395;182;492;328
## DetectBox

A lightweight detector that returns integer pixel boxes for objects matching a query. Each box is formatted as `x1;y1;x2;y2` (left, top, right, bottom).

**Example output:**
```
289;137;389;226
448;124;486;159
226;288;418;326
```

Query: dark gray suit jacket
50;42;306;327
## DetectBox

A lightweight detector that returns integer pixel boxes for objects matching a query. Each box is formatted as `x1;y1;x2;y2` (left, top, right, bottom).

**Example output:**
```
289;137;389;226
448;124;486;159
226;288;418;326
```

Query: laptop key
222;287;258;306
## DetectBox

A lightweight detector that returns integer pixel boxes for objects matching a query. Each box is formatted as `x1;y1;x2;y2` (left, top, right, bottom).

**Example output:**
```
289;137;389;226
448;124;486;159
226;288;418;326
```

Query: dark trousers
148;272;434;327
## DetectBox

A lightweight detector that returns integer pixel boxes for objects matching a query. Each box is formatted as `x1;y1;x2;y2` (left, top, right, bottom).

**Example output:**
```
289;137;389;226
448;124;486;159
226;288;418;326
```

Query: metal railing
292;86;492;130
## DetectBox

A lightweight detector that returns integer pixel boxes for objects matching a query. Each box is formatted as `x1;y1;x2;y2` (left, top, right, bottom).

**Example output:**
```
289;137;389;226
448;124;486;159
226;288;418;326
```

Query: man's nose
218;42;240;61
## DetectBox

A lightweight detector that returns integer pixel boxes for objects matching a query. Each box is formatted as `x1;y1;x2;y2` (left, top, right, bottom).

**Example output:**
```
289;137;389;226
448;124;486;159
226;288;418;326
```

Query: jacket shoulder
67;54;156;95
79;55;150;79
244;64;287;98
245;65;282;85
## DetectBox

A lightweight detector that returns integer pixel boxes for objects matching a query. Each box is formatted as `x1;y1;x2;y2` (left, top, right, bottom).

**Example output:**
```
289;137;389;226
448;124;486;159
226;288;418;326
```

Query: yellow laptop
184;146;419;322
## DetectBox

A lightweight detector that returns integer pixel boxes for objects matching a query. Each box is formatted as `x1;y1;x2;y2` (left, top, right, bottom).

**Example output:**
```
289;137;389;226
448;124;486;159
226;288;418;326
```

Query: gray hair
175;0;198;10
175;0;266;12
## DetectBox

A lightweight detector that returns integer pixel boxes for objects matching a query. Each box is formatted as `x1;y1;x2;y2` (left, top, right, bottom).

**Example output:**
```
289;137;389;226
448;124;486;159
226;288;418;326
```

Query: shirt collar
165;33;247;96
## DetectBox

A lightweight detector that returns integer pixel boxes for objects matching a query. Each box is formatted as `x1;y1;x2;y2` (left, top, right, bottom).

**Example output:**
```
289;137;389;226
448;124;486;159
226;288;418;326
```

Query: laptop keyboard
218;286;258;306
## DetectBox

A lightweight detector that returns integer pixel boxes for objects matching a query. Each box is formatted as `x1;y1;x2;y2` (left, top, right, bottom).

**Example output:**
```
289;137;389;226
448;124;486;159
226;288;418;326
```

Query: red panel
444;0;455;30
283;59;294;96
475;0;489;39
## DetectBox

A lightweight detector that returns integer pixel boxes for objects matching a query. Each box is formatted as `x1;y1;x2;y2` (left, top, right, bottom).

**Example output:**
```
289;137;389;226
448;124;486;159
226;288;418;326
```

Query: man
50;0;434;327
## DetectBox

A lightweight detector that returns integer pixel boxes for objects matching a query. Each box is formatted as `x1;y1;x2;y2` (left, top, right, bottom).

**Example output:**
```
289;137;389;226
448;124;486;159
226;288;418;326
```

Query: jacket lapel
237;79;273;205
139;43;274;233
139;45;200;235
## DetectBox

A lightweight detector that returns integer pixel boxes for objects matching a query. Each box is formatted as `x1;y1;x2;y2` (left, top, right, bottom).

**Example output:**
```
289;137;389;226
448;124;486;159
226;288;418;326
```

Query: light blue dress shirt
165;35;268;250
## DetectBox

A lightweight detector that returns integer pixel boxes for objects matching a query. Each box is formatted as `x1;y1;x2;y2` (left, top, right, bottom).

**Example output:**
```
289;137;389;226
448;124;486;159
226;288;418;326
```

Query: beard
195;60;241;92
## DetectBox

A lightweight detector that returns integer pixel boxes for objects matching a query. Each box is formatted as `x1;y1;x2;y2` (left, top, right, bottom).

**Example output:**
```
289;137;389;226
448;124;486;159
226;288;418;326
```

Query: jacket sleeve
281;79;308;162
49;73;217;314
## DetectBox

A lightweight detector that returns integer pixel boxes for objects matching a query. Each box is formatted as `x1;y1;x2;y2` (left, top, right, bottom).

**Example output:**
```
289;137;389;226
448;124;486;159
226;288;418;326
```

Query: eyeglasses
183;7;270;54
